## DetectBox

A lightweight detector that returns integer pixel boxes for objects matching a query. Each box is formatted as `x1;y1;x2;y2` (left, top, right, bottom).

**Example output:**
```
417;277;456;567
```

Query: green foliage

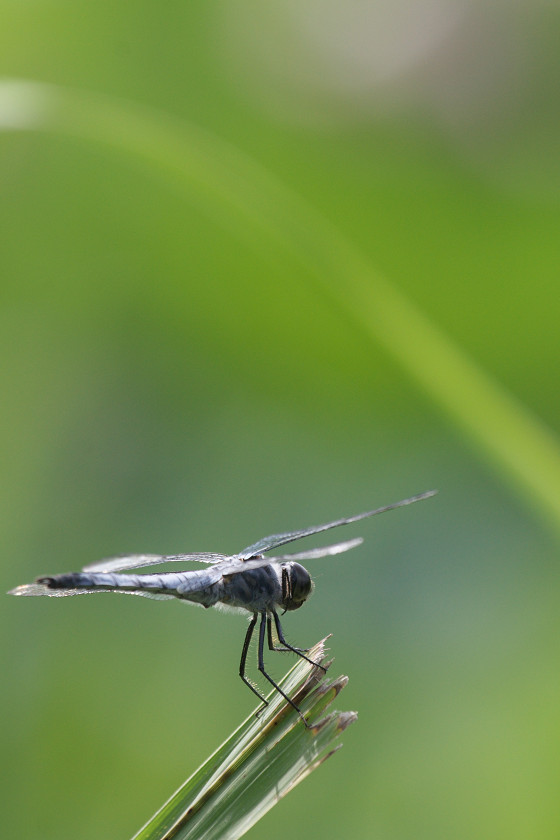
1;79;559;530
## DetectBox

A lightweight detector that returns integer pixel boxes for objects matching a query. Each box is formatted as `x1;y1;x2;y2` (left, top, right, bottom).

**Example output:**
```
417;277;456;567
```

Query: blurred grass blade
1;79;560;530
131;639;356;840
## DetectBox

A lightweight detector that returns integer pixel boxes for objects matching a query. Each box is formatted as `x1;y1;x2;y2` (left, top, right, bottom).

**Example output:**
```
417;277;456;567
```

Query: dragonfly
9;490;436;723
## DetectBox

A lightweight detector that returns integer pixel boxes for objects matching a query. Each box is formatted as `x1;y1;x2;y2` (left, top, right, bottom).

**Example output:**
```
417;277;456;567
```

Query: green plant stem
131;639;355;840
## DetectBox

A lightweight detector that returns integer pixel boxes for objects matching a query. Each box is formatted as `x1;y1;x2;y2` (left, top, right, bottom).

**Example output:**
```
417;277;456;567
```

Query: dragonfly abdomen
37;571;158;592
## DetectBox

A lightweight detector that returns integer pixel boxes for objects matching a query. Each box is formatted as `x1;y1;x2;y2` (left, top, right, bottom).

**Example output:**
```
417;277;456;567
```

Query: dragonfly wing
164;553;229;565
9;582;75;596
8;581;176;599
236;491;437;559
213;540;363;575
174;566;225;597
271;537;363;561
213;557;274;577
82;552;228;573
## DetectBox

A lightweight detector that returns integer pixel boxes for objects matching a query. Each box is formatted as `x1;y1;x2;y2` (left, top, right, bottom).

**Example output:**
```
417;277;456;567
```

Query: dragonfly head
280;562;313;612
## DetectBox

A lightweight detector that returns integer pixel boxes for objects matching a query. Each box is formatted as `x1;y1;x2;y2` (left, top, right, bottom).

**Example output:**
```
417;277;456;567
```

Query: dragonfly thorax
280;562;312;612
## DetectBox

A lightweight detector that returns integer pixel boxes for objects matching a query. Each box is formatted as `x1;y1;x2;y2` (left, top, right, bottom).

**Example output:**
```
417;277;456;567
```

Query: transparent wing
8;582;175;599
9;583;73;596
213;557;272;577
236;491;437;559
82;552;228;573
89;547;350;578
271;537;363;561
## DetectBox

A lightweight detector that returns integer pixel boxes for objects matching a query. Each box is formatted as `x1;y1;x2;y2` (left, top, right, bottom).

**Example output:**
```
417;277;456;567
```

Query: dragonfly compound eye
281;562;313;611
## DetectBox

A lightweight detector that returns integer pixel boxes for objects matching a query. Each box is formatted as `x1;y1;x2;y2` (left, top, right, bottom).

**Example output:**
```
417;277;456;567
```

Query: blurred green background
2;2;560;838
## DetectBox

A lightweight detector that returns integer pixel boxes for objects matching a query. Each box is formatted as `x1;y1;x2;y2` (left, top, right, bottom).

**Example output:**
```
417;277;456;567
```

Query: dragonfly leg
266;614;310;655
266;615;309;653
267;614;290;652
257;612;309;726
239;613;268;706
271;609;327;672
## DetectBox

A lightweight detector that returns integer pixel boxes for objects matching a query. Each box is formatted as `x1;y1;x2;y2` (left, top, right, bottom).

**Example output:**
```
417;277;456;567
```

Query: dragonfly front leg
267;614;290;652
239;613;268;706
266;614;309;654
257;612;309;725
270;608;326;672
